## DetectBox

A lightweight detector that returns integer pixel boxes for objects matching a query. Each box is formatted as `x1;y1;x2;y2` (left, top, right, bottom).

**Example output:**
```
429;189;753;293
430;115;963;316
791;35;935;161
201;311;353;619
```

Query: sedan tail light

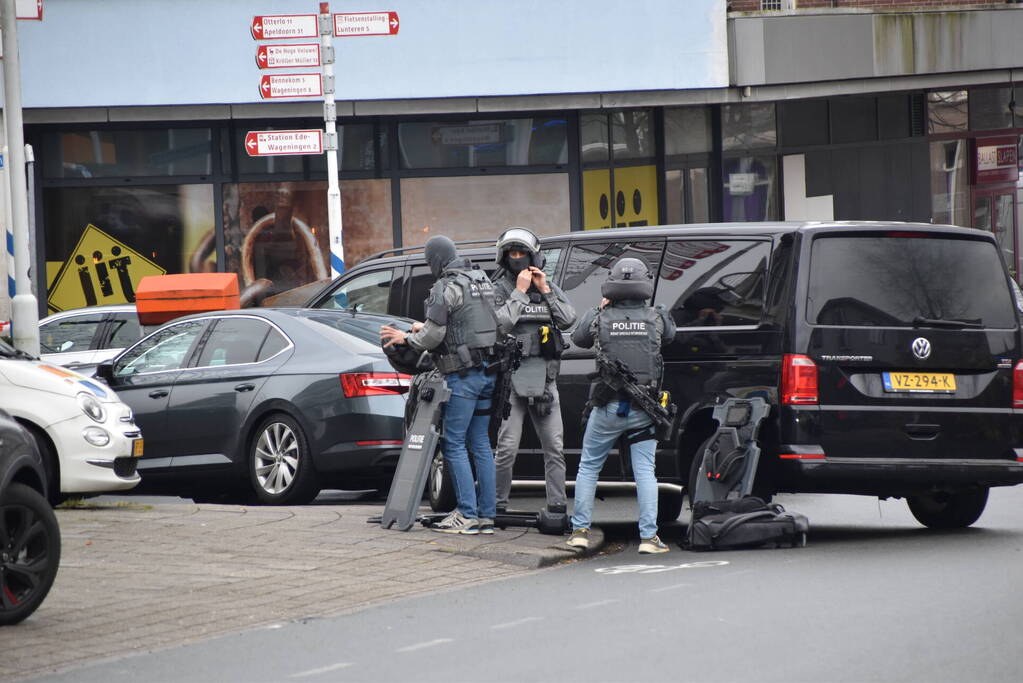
781;354;818;405
340;372;412;398
1013;361;1023;408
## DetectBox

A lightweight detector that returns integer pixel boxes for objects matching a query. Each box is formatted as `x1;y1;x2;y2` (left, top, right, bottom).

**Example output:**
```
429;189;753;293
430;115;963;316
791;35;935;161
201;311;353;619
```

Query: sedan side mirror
95;361;114;384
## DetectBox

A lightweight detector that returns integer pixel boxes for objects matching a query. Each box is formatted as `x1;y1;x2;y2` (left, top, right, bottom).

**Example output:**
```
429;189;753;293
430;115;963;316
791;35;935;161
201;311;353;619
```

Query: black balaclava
504;249;532;275
424;235;459;278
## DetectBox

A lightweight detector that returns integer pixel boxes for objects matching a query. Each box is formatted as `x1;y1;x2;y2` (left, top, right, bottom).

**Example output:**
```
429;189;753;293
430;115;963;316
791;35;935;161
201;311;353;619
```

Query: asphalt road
28;486;1023;683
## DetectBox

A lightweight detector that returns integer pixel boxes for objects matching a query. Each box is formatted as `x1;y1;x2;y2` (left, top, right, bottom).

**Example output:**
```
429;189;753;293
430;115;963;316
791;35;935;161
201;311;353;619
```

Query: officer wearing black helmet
491;227;576;517
566;257;675;554
381;235;502;535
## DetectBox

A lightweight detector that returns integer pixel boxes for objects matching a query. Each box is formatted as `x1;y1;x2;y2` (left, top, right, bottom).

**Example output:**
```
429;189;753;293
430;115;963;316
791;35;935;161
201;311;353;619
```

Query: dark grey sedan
96;309;411;505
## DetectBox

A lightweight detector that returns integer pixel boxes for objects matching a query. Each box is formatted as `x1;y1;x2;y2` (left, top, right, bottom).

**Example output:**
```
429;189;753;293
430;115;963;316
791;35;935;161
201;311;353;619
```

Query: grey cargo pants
494;383;567;509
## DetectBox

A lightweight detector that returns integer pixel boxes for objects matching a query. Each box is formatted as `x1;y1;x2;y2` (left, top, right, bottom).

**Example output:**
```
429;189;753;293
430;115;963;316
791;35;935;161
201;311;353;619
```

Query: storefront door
973;186;1019;279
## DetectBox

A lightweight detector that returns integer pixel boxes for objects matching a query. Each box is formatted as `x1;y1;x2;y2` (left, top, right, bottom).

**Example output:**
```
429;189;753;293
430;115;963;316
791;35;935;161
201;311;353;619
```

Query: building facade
1;0;1021;317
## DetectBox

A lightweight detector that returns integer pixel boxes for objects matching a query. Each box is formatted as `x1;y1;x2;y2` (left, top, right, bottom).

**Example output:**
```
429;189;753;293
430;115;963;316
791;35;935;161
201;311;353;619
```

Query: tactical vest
435;268;499;374
494;276;560;398
595;304;662;388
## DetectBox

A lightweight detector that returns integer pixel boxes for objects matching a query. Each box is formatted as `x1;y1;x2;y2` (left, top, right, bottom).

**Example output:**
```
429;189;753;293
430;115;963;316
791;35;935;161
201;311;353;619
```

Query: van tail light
1013;361;1023;408
781;354;818;405
340;372;412;398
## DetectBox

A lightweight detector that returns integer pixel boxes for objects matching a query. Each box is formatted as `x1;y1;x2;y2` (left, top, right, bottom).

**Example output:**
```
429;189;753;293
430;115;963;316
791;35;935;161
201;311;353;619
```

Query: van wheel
0;483;61;625
427;451;456;512
907;488;989;529
248;414;319;505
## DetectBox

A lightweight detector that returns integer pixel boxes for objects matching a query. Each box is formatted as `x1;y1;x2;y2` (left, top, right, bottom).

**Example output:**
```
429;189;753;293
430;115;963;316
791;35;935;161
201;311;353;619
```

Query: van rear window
807;235;1017;329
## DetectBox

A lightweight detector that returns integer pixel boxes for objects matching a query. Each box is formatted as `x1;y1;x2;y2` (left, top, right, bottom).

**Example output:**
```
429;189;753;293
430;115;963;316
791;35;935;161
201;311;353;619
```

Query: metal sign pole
319;2;344;278
1;0;39;355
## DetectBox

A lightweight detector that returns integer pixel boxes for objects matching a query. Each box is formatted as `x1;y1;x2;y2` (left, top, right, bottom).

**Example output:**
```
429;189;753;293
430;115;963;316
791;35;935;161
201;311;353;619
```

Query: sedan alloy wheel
248;414;319;505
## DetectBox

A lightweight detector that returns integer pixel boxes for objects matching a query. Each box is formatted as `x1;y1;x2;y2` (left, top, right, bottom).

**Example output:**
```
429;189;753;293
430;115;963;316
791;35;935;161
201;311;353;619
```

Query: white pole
320;2;345;277
1;0;39;355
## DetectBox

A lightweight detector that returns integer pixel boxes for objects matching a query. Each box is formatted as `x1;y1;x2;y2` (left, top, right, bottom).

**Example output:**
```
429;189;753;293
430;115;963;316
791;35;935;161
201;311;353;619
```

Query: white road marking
289;662;353;678
650;582;693;593
575;599;620;610
721;569;755;579
491;616;543;630
396;638;454;653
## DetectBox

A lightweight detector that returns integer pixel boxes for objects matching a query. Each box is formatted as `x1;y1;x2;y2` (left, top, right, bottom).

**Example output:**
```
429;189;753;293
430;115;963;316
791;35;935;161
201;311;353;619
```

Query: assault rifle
491;335;524;425
596;355;677;440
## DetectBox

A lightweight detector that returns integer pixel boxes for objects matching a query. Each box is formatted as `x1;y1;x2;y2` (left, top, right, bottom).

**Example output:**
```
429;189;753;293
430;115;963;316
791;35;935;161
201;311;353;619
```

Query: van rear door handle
905;423;940;440
234;383;255;392
148;389;169;399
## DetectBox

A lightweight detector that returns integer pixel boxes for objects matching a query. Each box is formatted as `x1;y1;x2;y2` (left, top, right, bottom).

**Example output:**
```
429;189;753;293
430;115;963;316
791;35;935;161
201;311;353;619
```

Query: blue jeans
442;367;497;520
571;400;659;539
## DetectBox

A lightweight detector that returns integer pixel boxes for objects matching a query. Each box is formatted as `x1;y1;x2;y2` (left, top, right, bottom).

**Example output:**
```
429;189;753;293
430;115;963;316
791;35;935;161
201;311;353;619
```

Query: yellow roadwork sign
48;224;166;312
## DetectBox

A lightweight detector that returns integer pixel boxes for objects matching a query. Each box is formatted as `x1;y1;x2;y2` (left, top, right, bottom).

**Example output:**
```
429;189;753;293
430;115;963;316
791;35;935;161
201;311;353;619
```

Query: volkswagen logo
912;337;931;360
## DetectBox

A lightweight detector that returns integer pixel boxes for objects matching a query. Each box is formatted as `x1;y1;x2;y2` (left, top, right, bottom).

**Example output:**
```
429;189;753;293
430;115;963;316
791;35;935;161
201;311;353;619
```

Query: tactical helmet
382;332;434;375
495;227;543;271
601;257;654;302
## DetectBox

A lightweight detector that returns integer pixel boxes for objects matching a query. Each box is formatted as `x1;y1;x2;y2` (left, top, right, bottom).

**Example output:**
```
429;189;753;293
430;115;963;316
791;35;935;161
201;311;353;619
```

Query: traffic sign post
320;2;344;278
248;5;400;279
244;130;323;157
1;0;38;354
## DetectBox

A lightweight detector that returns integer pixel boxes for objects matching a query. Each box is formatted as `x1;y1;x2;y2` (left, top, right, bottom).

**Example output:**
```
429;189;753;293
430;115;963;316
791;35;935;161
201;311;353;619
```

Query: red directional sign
333;11;399;37
245;130;324;157
250;14;318;40
15;0;43;20
259;73;323;99
256;44;321;70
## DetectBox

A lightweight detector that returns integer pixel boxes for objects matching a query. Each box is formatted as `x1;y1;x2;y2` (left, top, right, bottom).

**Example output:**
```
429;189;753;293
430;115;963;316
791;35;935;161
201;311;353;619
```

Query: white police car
0;336;141;503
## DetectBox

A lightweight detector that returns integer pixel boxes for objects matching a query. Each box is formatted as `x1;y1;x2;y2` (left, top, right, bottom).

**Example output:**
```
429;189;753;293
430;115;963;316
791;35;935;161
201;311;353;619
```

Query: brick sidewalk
4;501;602;682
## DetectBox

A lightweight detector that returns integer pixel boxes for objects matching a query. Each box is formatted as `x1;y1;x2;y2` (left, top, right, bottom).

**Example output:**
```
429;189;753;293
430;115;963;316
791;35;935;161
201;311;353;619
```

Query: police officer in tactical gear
565;257;676;554
491;227;576;516
381;235;502;535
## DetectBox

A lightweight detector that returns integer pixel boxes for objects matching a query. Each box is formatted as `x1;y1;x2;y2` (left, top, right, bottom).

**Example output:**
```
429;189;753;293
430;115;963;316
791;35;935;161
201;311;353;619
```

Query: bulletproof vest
436;268;498;372
595;304;662;387
494;276;558;398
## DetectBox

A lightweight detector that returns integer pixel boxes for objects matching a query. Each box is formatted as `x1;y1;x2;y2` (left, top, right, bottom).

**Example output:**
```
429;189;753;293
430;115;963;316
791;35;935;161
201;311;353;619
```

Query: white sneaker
430;510;480;534
639;535;669;554
567;528;590;549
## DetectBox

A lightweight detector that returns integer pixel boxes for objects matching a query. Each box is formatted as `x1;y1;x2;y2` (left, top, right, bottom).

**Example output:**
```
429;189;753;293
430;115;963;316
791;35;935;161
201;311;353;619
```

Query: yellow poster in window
48;224;166;312
582;165;659;230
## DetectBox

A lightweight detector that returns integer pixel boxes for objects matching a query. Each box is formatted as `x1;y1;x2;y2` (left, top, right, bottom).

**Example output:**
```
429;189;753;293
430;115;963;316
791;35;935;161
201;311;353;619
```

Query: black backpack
686;496;809;551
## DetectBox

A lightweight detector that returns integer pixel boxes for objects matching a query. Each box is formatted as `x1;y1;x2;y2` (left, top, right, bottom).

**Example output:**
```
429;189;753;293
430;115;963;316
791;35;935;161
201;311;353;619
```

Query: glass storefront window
580;113;609;164
929;140;969;226
42;128;212;179
969;87;1013;132
400;174;570;247
722;155;778;221
308;123;387;174
609;110;654;161
927;91;968;135
222;180;392;303
665;168;710;224
398;117;567;169
722;103;776;151
665;107;712;156
43;185;215;311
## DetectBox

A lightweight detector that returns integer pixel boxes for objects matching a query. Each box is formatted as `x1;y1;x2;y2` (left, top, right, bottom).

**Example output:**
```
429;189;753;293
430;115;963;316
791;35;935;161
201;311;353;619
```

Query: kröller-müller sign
244;130;324;157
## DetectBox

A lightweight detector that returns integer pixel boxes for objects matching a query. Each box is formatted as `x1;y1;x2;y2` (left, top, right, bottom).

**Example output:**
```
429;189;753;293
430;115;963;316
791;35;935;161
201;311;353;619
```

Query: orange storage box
135;273;241;326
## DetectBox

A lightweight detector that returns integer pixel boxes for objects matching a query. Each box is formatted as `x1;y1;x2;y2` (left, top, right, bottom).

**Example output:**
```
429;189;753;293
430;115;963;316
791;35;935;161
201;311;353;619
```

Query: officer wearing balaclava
565;257;675;555
490;227;576;517
381;235;501;535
